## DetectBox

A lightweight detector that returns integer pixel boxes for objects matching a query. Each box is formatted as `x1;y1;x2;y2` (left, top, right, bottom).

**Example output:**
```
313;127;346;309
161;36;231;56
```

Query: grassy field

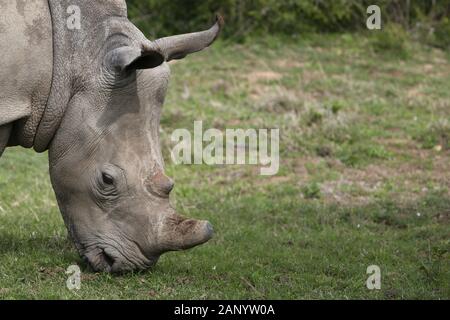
0;33;449;299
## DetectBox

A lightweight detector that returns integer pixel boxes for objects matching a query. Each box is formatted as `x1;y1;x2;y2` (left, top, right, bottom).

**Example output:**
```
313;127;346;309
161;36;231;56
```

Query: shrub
369;23;411;59
434;18;450;49
126;0;450;39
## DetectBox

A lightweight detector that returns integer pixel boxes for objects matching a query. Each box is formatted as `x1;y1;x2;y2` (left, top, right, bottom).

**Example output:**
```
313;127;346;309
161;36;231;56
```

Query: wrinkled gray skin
0;0;222;272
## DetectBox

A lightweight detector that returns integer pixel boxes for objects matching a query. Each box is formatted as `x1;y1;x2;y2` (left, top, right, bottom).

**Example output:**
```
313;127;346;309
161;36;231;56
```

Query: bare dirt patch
246;71;283;84
320;143;450;206
275;59;305;69
406;85;425;99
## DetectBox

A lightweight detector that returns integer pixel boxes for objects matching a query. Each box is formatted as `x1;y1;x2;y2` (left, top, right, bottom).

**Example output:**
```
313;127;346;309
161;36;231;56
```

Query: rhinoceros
0;0;222;272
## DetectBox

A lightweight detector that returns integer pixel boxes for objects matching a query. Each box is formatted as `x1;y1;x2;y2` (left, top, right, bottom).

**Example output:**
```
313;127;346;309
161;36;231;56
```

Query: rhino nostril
102;249;115;268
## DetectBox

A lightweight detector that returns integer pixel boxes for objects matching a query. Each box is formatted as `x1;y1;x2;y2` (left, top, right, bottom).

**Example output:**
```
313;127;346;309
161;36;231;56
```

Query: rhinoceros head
47;2;223;272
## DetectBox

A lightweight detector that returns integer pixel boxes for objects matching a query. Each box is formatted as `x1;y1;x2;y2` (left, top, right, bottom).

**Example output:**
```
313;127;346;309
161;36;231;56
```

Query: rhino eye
102;172;114;185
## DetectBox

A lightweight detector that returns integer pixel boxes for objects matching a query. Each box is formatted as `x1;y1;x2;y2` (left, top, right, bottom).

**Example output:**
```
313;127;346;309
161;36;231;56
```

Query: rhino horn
151;15;224;62
159;213;214;251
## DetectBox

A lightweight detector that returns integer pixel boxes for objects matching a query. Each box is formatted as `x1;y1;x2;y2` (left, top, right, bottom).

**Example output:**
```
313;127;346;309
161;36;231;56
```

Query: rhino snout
79;211;214;273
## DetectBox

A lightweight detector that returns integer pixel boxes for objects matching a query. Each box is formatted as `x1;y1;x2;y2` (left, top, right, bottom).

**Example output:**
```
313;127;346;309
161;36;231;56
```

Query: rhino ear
106;46;165;73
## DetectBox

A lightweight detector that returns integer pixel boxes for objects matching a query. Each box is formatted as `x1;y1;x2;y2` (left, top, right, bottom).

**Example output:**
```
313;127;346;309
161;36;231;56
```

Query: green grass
0;33;449;299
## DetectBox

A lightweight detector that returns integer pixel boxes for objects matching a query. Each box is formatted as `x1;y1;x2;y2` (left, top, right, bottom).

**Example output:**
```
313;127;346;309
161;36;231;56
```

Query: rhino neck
34;0;128;152
33;0;73;152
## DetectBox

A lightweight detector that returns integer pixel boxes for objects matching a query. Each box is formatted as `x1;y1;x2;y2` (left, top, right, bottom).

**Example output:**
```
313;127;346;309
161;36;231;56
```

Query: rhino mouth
82;244;158;273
